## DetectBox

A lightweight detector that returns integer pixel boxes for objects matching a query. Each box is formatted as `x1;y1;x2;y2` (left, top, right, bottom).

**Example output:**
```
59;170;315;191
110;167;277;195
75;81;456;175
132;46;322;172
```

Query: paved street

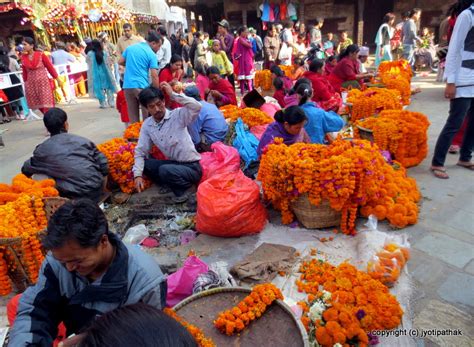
0;75;473;346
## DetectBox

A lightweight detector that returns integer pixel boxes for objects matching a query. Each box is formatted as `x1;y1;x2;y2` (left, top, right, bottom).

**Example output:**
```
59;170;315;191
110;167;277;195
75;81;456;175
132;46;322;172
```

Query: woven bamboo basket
356;125;374;142
43;197;69;221
290;195;341;229
173;287;309;347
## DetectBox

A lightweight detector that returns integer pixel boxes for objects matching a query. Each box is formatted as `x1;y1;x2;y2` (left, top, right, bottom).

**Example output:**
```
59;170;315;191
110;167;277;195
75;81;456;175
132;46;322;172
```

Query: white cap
359;46;369;56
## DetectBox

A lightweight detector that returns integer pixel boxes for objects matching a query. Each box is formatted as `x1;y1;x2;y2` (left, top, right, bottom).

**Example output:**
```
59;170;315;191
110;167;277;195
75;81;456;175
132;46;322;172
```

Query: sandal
449;145;460;154
430;167;449;179
456;161;474;171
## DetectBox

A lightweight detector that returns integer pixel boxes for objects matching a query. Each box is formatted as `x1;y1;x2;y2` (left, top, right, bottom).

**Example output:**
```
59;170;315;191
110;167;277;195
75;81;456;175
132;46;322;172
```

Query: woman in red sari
303;60;342;112
206;66;237;107
328;44;373;92
21;37;58;115
158;54;184;109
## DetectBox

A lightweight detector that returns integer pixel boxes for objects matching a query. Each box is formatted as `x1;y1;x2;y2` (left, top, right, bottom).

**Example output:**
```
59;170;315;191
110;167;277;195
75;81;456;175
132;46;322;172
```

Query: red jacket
303;71;334;103
273;89;286;108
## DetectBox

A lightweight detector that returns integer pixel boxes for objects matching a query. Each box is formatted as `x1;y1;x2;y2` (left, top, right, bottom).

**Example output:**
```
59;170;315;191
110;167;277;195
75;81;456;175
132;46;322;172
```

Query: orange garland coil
214;283;283;336
0;174;58;205
123;121;142;141
355;110;430;168
254;70;273;91
219;105;273;128
258;139;420;233
164;308;216;347
297;260;403;347
347;88;402;122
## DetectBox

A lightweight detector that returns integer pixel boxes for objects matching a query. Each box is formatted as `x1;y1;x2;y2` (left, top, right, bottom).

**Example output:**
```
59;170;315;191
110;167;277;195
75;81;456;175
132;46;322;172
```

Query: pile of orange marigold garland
219;105;273;128
258;139;420;233
214;283;283;336
98;138;151;194
254;70;273;91
347;88;402;122
296;260;403;347
0;174;58;295
378;60;413;81
164;308;216;347
377;60;413;106
355;110;430;168
123;122;142;141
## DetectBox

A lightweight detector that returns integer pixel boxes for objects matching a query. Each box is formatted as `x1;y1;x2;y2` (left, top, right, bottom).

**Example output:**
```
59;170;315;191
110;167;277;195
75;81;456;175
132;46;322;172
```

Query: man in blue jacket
8;199;166;347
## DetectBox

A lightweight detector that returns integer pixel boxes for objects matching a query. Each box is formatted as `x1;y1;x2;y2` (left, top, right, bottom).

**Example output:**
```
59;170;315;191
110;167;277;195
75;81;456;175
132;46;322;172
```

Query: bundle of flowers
0;174;59;205
214;283;283;336
367;243;410;287
98;138;151;194
254;70;273;91
355;110;430;168
0;192;48;295
219;105;273;128
258;139;420;234
164;308;216;347
279;65;293;77
297;260;403;347
379;73;411;105
123;122;142;141
347;88;402;122
378;60;412;82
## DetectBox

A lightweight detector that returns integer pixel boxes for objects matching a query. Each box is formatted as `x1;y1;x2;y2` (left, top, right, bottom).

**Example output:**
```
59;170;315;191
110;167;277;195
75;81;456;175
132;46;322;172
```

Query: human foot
457;161;474;170
448;145;460;154
430;166;449;179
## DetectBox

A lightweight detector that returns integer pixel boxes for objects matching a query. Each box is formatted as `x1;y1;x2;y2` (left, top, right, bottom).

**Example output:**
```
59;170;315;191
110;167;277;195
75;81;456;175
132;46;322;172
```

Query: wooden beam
357;0;364;46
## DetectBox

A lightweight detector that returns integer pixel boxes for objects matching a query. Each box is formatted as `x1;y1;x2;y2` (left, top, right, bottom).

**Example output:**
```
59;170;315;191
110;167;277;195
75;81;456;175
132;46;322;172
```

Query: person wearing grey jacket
21;108;108;202
402;8;423;66
8;199;166;347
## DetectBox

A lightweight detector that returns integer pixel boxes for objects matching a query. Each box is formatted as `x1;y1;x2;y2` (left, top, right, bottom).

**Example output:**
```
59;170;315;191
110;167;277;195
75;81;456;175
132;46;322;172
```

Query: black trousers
144;159;202;196
432;97;474;167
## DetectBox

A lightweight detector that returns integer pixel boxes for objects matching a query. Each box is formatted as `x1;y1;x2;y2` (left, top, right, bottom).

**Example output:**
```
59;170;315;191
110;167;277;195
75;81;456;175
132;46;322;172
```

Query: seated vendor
183;86;229;152
257;106;309;157
303;60;342;112
8;199;166;347
295;82;345;144
133;83;202;203
270;65;293;89
21;108;108;203
328;44;373;92
206;66;237;107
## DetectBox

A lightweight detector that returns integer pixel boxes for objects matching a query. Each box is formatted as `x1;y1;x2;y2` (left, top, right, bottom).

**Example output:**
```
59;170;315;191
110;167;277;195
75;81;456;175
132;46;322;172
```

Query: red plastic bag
166;256;209;307
196;171;267;237
199;142;240;182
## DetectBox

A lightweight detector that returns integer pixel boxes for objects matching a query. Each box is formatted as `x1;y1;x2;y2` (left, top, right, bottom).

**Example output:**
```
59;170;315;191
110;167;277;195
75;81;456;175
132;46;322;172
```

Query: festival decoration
297;260;403;346
258;139;420;233
347;88;402;122
355;110;430;168
214;283;283;336
164;308;216;347
219;105;273;128
367;243;410;287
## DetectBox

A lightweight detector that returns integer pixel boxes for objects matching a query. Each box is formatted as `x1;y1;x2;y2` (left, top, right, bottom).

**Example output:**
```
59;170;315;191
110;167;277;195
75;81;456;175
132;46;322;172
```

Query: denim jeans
432;97;474;166
402;44;415;66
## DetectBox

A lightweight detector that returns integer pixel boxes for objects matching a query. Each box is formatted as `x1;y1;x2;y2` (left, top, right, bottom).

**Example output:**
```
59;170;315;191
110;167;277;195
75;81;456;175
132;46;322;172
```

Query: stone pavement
0;76;473;346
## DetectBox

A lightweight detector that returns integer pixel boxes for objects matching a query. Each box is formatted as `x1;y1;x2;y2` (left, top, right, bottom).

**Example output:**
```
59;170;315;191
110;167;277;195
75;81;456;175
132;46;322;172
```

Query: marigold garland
297;260;404;347
254;70;273;91
367;243;410;287
219;105;273;128
164;308;216;347
0;174;58;205
258;139;420;233
355;110;430;168
123;122;142;141
378;60;413;82
214;283;283;336
347;88;402;122
379;73;411;105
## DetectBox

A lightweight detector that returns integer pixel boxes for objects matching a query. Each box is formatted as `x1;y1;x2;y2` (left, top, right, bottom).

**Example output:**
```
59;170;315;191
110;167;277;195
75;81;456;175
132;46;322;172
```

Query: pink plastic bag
250;125;269;141
166;256;209;307
260;102;280;118
199;142;240;182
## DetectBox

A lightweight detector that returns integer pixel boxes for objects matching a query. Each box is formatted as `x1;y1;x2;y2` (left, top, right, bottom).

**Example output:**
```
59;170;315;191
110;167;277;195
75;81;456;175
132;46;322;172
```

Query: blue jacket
187;101;229;144
301;102;345;144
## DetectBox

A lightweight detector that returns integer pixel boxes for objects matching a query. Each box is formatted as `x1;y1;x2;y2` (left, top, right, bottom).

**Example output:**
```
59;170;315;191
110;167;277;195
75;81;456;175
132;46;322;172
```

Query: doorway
362;0;394;47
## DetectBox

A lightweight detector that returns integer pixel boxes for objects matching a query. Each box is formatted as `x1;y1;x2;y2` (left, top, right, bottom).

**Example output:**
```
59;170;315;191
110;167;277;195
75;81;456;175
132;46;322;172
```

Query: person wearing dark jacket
21;108;108;202
8;199;166;347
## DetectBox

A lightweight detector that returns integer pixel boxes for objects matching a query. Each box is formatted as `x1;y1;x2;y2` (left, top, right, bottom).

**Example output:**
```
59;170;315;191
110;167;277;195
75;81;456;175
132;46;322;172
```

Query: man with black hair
156;26;172;69
133;82;202;203
117;23;142;59
8;199;166;346
119;30;162;123
184;85;228;152
21;108;108;202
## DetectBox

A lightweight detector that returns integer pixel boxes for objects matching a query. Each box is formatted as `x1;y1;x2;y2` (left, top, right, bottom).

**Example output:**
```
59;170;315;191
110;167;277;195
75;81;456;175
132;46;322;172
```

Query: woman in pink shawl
235;26;254;95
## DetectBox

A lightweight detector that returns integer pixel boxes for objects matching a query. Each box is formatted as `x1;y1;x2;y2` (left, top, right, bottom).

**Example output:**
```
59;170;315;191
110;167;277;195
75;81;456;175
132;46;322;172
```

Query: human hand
134;177;145;193
210;90;221;98
160;82;173;96
58;333;85;347
445;83;456;99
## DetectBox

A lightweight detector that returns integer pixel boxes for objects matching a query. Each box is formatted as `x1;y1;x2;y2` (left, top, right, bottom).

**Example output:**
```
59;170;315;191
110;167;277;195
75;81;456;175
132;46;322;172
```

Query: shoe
155;185;175;198
171;193;191;204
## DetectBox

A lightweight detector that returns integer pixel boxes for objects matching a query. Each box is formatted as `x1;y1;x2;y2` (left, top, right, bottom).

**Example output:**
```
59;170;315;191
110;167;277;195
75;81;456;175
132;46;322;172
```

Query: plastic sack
367;243;410;287
123;224;149;245
199;142;240;182
260;102;280;118
166;256;209;307
250;124;269;141
233;118;259;168
196;171;267;237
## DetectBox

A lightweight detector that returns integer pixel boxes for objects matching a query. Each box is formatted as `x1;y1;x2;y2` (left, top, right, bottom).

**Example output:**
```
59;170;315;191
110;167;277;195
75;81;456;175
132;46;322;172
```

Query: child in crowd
291;57;306;80
195;63;209;101
273;78;287;108
324;56;337;75
210;40;233;77
116;80;129;128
